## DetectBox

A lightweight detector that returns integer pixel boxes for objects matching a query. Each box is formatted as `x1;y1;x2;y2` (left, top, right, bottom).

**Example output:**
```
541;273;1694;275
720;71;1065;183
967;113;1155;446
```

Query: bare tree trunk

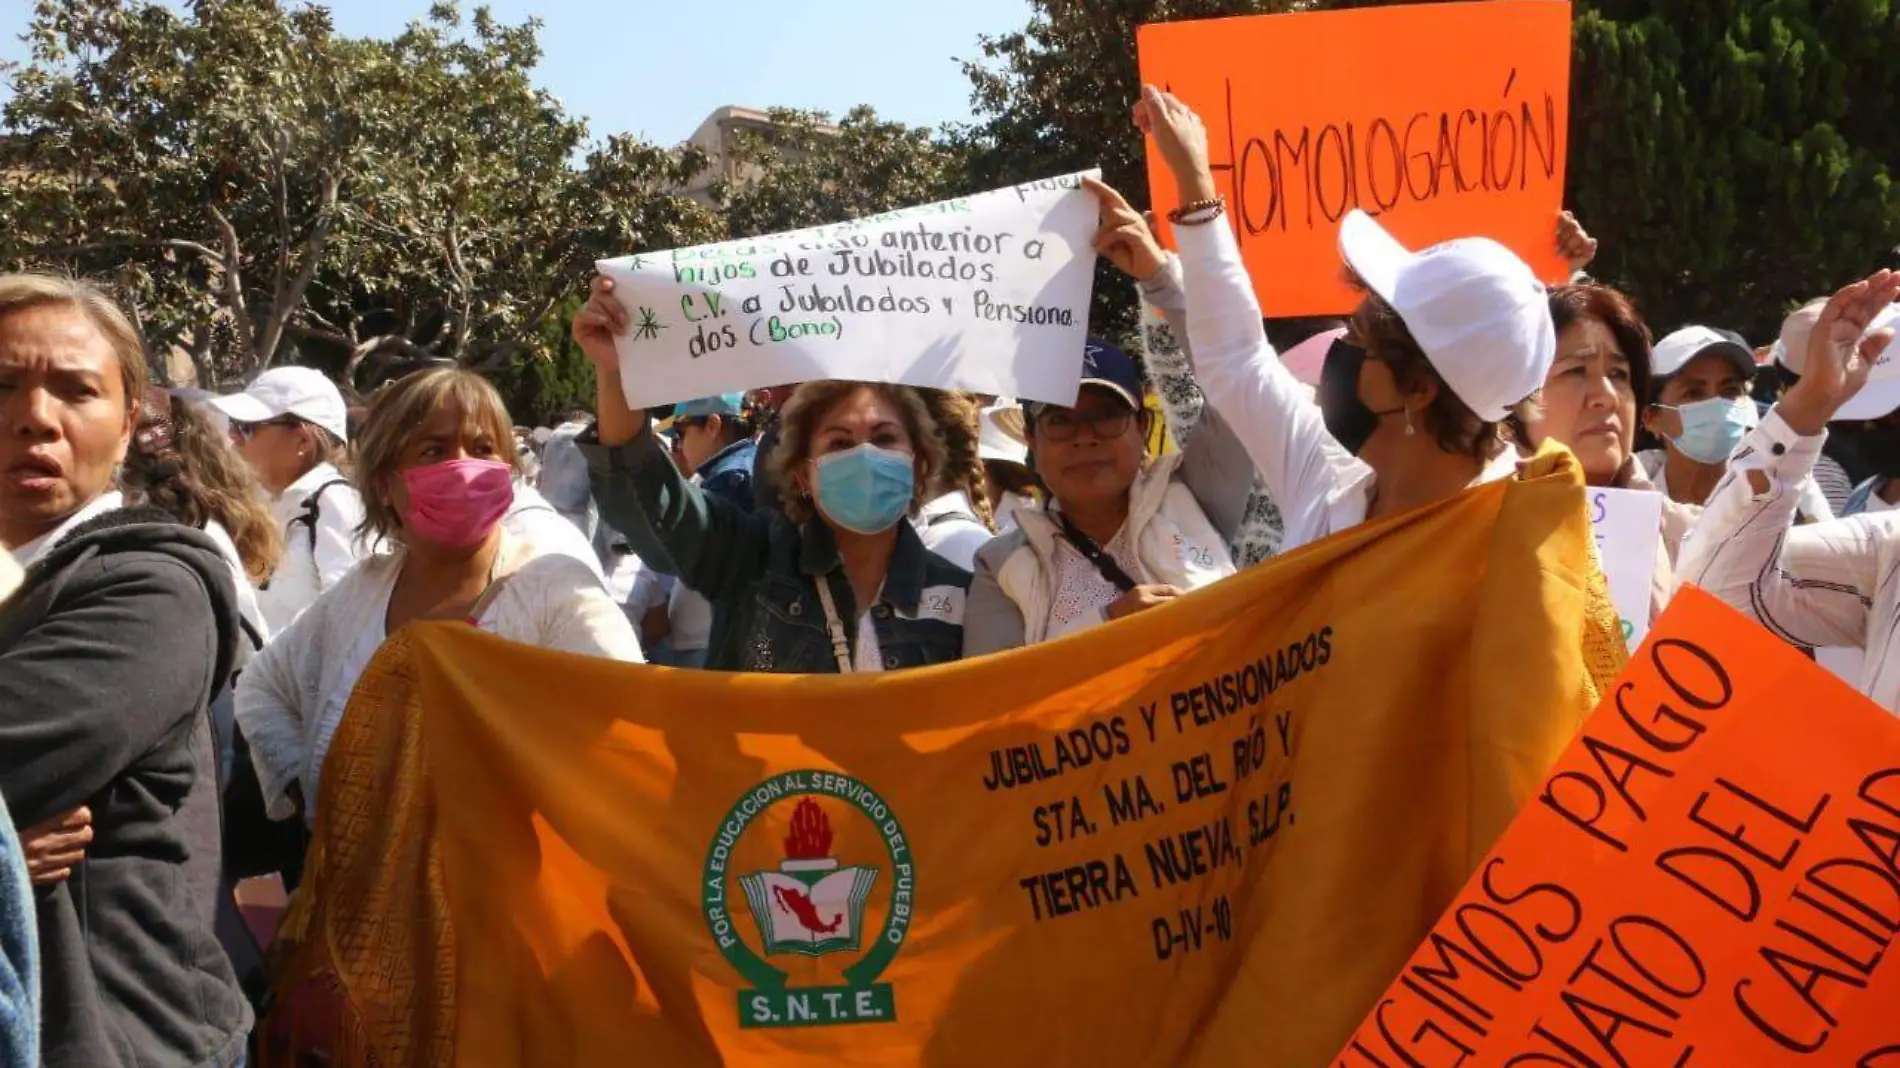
255;171;341;372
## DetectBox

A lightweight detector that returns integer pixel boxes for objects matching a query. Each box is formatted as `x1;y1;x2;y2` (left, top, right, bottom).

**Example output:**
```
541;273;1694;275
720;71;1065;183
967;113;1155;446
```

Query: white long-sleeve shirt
1174;220;1517;551
1676;410;1900;713
235;531;643;823
257;463;368;634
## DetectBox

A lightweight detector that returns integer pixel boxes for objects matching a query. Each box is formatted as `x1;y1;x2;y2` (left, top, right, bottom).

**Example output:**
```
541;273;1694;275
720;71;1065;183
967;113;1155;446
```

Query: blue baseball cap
1077;338;1142;411
1029;338;1142;417
673;393;745;420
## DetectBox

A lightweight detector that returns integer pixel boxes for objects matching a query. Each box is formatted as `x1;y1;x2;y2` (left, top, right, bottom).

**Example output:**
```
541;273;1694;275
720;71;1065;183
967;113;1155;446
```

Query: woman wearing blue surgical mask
572;277;971;673
1636;327;1764;507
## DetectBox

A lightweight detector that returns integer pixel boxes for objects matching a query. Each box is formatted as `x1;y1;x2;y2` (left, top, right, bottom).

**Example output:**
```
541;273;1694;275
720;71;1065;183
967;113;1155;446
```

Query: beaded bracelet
1168;198;1226;227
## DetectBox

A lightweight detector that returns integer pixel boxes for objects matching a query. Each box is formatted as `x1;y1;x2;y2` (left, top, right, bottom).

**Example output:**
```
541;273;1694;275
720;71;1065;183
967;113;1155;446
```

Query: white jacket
965;451;1237;653
235;531;643;820
1678;410;1900;714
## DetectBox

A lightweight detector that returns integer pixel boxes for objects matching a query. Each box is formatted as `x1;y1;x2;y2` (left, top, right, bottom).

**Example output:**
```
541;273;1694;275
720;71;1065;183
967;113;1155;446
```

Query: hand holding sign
1135;86;1218;205
1555;210;1597;274
1780;269;1900;435
1084;177;1166;283
573;276;627;376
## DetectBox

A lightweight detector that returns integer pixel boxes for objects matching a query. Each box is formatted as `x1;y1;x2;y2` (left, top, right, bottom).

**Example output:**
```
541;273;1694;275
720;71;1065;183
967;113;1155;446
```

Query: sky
0;0;1035;145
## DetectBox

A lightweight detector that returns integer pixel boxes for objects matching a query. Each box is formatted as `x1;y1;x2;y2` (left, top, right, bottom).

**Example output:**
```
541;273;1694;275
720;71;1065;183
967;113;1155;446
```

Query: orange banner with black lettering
1137;1;1573;315
1339;587;1900;1067
265;447;1623;1068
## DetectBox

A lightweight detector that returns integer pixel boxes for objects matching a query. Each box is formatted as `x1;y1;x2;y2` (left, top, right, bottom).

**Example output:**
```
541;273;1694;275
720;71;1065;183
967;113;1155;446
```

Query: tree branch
207;204;258;365
443;215;474;361
271;136;292;324
28;237;223;264
256;170;340;369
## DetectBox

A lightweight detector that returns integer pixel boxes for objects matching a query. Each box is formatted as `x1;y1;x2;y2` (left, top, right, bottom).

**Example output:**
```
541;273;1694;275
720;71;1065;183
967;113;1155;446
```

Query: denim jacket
694;436;758;513
581;425;971;673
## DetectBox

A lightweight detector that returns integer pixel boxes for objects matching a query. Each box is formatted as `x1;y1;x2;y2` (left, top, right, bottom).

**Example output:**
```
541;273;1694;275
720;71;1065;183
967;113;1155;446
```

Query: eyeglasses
231;416;303;442
1035;406;1135;444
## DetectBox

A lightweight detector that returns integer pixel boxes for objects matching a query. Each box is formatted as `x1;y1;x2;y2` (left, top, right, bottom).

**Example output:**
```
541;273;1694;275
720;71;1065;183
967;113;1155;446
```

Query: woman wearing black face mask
1136;91;1555;553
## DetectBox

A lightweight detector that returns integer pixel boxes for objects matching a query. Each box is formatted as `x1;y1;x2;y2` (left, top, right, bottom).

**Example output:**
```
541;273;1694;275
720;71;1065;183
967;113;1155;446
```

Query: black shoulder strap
290;478;352;552
1053;511;1138;594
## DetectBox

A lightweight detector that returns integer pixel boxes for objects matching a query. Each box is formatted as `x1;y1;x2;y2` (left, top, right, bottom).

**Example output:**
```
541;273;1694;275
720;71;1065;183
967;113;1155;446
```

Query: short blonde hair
352;368;521;544
0;272;149;408
767;381;947;523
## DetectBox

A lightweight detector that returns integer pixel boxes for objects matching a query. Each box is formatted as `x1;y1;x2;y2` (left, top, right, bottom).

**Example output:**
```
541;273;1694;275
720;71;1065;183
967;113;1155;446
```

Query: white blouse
235;532;643;823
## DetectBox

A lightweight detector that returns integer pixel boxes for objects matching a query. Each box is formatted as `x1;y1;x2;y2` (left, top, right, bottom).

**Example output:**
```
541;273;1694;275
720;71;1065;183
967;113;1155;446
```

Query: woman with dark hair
1514;283;1698;622
574;277;971;673
1133;87;1556;552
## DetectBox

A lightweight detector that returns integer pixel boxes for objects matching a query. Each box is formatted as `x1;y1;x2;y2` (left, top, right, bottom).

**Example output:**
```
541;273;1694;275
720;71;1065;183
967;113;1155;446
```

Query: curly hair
915;388;997;530
766;382;948;524
122;390;285;586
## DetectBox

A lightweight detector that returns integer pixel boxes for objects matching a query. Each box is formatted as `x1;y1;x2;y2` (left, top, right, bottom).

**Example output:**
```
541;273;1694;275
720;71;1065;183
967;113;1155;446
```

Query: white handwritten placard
596;172;1102;409
1589;486;1663;649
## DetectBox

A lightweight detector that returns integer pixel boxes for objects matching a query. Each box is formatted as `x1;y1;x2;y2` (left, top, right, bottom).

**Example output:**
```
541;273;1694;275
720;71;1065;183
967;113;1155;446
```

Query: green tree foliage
498;294;597;427
1568;1;1900;340
0;0;720;396
716;106;975;240
961;0;1900;342
959;1;1315;338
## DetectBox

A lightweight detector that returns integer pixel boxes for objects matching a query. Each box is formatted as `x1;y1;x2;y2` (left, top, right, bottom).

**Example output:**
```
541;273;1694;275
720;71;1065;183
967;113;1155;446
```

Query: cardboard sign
1137;1;1573;315
596;173;1099;409
1337;587;1900;1067
1591;487;1665;648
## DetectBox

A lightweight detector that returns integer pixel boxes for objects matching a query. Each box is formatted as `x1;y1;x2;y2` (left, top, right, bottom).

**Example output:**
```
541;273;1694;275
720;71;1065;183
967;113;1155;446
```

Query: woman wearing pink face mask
234;369;641;828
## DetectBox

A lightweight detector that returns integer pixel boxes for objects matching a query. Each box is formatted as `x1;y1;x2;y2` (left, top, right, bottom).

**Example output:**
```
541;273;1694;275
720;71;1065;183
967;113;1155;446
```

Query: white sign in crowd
597;172;1102;409
1589;486;1664;646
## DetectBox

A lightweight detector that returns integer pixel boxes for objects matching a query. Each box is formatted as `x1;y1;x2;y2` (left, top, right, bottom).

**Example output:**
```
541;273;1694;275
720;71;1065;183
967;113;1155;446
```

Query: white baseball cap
1776;302;1900;421
1778;302;1900;421
209;366;349;442
1338;210;1555;421
979;401;1029;465
1652;326;1756;380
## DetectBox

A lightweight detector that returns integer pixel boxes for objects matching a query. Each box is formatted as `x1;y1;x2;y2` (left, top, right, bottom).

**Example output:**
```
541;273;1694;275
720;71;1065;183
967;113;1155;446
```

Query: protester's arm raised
574;277;772;601
1134;87;1362;545
574;276;654;449
1678;270;1900;651
1086;177;1206;447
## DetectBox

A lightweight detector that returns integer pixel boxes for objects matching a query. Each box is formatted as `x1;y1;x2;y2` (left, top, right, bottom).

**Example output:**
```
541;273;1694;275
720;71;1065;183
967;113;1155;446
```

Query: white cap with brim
1777;302;1900;421
979;402;1029;465
1652;325;1756;380
208;366;350;443
1338;210;1555;422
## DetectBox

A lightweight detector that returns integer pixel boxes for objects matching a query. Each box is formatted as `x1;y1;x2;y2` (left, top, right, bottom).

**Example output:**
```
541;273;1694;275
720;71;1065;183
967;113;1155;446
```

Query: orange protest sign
1338;586;1900;1067
1137;1;1573;316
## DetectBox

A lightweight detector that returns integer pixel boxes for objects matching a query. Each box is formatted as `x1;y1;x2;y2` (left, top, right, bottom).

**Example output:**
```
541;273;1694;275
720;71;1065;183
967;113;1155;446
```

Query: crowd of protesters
2;85;1898;1066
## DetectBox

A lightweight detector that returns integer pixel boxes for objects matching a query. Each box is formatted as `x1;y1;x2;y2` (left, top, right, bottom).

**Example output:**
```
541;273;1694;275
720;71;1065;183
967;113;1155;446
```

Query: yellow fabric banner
274;447;1624;1068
